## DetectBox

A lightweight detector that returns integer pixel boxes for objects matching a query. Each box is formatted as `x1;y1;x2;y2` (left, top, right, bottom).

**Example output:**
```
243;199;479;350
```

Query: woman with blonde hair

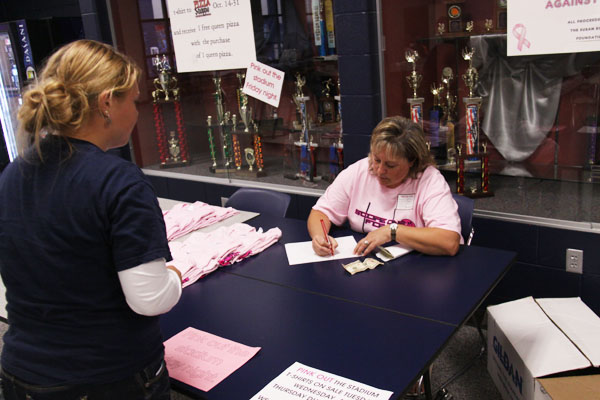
308;115;461;257
0;40;181;399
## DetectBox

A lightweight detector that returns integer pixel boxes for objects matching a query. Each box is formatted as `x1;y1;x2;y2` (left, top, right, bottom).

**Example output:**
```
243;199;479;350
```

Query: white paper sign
166;0;256;72
284;236;359;266
250;362;393;400
507;0;600;56
242;60;285;108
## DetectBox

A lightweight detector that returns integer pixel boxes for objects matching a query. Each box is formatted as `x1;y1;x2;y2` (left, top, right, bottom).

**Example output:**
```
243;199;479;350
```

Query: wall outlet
566;248;583;274
221;197;228;207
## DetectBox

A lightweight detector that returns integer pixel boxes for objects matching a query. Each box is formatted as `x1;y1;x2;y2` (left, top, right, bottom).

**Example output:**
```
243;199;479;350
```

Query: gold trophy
236;72;253;133
405;50;424;127
462;47;482;157
152;55;179;102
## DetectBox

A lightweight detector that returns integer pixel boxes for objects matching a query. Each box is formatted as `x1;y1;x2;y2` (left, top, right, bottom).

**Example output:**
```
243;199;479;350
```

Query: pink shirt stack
168;223;282;288
313;158;462;242
163;201;239;241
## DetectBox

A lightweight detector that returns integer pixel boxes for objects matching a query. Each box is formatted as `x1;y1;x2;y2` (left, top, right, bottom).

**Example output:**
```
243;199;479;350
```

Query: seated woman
308;116;462;257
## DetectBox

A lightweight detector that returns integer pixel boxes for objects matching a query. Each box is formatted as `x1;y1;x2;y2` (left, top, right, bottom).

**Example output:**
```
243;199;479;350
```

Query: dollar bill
342;260;368;275
363;258;383;270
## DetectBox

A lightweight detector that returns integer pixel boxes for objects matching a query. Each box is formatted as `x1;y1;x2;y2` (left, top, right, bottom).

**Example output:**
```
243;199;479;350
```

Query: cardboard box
487;297;600;400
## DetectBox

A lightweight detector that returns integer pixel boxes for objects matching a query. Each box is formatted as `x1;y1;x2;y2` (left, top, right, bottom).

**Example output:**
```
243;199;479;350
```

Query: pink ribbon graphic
512;24;531;51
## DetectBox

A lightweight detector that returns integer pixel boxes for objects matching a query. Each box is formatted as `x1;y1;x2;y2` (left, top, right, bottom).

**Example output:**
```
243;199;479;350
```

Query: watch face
448;5;462;19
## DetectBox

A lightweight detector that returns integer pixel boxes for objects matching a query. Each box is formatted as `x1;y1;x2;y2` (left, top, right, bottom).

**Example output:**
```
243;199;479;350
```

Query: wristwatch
389;223;398;242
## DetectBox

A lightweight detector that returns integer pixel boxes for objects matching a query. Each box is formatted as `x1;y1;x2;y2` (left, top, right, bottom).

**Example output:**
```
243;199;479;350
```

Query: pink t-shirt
313;158;463;242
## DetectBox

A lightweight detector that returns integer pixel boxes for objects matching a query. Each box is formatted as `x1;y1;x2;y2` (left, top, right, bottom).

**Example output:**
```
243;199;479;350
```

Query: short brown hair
369;116;435;179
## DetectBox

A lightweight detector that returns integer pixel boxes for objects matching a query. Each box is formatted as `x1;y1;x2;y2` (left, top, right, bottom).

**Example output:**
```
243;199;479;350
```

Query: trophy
485;19;493;32
405;50;424;127
151;54;189;168
429;84;445;160
206;116;217;171
292;72;307;131
441;67;457;164
456;142;493;197
465;21;474;33
236;72;253;132
462;47;482;157
292;73;319;181
232;115;242;170
437;22;445;35
447;1;465;33
213;76;225;125
319;78;335;123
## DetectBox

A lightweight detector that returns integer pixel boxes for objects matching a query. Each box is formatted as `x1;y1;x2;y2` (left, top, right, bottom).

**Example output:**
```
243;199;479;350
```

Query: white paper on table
284;236;359;265
375;244;412;262
250;361;393;400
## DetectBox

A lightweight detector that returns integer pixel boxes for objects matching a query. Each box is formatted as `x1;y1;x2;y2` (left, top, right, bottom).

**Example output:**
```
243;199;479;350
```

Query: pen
320;219;334;256
377;245;394;259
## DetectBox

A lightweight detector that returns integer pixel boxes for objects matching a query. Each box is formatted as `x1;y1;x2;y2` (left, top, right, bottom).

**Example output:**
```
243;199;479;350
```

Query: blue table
160;215;516;399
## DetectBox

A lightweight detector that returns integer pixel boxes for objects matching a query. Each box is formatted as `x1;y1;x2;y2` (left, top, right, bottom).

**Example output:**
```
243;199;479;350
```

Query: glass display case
380;0;600;192
111;0;342;191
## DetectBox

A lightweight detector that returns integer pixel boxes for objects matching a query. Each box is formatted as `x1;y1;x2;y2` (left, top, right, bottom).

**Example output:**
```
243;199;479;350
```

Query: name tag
396;194;415;210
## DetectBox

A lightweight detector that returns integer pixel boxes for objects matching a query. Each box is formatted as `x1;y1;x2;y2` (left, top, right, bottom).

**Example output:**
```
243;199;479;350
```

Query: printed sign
507;0;600;56
250;362;393;400
242;60;285;108
166;0;257;72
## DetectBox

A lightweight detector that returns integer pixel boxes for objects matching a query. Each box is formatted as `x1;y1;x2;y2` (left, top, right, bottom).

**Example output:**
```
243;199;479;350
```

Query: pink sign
164;327;261;392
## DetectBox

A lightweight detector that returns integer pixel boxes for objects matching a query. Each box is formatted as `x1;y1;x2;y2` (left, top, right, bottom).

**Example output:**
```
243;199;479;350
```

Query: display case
381;0;600;194
111;0;342;191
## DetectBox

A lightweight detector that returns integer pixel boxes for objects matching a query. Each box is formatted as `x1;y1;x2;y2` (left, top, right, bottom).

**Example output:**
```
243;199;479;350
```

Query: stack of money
342;258;383;275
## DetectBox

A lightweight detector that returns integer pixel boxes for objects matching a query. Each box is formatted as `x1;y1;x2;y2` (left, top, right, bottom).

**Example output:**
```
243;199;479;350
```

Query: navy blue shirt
0;136;172;385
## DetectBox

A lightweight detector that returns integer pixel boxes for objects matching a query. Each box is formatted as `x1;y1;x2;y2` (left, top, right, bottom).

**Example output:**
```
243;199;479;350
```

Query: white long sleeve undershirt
118;258;182;316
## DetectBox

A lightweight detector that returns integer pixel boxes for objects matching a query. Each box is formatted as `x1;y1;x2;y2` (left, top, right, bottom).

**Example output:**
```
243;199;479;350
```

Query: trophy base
459;190;494;199
232;168;267;178
160;160;190;169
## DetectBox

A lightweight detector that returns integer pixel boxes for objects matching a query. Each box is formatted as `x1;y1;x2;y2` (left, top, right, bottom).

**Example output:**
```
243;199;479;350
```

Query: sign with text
166;0;256;72
250;362;394;400
164;327;261;392
507;0;600;56
242;60;285;108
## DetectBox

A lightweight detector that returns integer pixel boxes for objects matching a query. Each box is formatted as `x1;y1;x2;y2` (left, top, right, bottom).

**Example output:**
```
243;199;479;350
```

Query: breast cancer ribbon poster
507;0;600;56
164;327;261;391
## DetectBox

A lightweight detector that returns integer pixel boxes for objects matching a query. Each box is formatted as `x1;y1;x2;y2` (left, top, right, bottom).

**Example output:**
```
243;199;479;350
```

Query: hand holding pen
312;218;338;257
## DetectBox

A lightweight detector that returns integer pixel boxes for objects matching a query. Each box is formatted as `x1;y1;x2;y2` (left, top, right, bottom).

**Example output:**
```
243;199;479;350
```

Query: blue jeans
0;355;171;400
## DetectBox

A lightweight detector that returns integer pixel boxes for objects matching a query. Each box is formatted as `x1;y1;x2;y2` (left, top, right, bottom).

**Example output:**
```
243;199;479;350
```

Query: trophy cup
151;54;189;168
236;72;253;133
441;67;457;164
462;47;482;157
405;50;424;127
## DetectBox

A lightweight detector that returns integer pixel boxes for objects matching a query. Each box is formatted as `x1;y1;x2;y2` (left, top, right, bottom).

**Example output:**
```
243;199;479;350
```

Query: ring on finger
364;240;369;246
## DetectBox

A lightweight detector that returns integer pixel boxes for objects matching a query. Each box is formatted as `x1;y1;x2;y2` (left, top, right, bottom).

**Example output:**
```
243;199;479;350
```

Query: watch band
390;223;397;242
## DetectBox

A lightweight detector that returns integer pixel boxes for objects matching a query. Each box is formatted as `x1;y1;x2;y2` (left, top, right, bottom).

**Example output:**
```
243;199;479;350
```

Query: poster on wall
166;0;256;72
507;0;600;56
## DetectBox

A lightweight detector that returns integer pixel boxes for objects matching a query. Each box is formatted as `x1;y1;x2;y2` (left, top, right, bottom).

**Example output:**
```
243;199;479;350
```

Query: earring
103;110;111;125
